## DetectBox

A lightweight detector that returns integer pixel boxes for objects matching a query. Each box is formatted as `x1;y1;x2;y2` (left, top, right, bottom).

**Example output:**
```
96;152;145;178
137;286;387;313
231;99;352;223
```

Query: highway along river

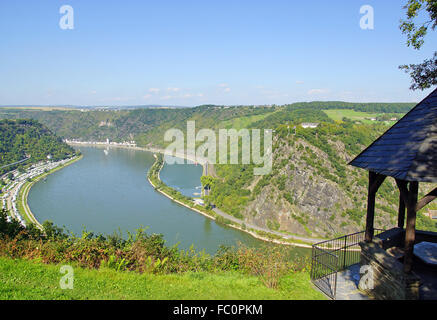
28;146;309;256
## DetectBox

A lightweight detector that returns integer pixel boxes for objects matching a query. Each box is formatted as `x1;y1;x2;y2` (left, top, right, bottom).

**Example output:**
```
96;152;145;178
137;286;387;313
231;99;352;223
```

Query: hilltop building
301;123;319;129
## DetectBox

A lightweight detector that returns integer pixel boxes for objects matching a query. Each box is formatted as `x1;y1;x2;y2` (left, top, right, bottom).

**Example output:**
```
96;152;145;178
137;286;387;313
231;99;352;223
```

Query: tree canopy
0;119;76;175
400;0;437;90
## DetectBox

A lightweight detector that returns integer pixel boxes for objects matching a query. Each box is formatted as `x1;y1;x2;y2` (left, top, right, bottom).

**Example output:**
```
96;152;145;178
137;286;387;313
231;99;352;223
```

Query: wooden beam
396;179;409;229
365;172;387;242
416;187;437;212
398;193;406;229
369;173;387;194
396;179;409;206
404;181;419;274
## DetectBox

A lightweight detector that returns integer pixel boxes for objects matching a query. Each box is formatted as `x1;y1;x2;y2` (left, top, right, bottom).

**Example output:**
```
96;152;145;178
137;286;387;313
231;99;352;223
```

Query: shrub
237;245;292;289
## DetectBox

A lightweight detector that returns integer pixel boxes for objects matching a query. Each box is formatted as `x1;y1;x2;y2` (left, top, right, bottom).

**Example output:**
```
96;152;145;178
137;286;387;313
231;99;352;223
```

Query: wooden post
365;172;377;242
396;179;410;229
365;171;387;242
398;192;406;229
365;172;386;242
404;181;419;274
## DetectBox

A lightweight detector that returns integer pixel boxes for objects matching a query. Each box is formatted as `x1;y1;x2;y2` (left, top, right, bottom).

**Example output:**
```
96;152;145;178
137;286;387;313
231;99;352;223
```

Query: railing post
343;235;347;269
310;245;315;281
334;253;339;300
311;230;385;300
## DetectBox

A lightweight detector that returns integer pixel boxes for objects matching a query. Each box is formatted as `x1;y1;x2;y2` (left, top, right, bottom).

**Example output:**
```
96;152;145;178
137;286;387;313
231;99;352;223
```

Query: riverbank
67;141;208;166
14;155;83;229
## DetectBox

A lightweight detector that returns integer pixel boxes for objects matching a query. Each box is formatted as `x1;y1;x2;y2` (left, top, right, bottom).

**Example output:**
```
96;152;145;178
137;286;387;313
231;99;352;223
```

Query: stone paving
313;264;371;300
335;264;371;300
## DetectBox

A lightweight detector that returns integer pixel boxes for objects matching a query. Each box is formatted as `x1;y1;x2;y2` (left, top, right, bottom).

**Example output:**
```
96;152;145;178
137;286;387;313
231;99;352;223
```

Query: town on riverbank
0;156;81;229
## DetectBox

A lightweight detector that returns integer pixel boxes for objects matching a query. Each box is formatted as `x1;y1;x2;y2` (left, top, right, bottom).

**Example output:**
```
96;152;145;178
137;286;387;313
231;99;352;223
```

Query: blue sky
0;0;436;106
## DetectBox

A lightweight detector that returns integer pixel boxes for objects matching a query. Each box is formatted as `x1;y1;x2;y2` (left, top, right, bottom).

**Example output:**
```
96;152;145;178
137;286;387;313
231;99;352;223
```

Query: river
28;146;309;257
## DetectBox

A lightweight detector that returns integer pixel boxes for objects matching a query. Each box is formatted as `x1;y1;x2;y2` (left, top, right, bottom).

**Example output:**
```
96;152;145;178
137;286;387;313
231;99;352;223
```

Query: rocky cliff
222;133;401;239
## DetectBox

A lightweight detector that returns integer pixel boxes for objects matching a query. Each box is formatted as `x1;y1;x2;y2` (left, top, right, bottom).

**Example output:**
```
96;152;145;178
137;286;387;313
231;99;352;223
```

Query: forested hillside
0;119;76;175
201;118;437;238
0;106;274;143
0;101;413;145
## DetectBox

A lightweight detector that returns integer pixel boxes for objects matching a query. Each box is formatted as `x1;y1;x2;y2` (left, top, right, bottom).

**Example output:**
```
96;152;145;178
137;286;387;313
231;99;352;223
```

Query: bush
237;245;293;289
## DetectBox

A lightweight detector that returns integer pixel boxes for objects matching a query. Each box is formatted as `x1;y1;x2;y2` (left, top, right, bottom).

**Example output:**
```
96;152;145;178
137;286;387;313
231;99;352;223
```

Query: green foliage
0;119;75;175
207;164;252;218
0;211;316;294
200;175;216;189
101;255;129;272
275;175;287;191
215;216;232;225
400;0;436;50
266;219;281;231
0;209;26;239
344;208;365;225
251;109;332;130
399;0;437;90
417;212;437;231
291;214;308;229
400;52;437;90
283;193;294;205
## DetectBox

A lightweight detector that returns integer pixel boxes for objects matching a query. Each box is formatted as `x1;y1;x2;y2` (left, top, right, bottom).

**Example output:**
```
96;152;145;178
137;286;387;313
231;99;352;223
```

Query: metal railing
310;229;384;299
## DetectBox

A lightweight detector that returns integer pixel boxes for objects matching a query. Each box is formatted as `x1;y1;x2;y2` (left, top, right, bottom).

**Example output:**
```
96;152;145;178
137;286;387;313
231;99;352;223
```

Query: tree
200;175;216;190
399;0;437;90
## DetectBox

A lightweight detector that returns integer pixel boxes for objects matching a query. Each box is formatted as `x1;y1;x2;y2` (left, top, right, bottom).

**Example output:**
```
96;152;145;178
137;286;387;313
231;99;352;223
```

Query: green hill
0;119;76;175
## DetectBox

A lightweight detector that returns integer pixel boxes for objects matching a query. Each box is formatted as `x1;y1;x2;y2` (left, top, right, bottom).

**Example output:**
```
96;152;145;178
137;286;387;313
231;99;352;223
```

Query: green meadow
323;109;402;124
0;257;325;300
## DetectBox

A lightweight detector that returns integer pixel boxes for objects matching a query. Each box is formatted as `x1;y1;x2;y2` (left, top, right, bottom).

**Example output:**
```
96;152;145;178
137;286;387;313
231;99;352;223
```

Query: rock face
239;136;397;239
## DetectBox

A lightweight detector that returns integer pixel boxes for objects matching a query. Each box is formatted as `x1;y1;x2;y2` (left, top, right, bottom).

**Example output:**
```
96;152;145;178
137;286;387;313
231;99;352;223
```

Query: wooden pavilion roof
350;88;437;183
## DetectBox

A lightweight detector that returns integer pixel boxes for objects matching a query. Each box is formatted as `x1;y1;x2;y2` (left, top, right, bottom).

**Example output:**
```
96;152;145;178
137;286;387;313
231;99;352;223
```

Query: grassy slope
220;111;278;130
323;109;400;125
0;257;325;300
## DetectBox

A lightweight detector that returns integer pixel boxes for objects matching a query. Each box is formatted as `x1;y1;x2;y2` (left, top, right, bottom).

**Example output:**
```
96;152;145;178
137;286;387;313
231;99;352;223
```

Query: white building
301;123;319;129
193;198;205;206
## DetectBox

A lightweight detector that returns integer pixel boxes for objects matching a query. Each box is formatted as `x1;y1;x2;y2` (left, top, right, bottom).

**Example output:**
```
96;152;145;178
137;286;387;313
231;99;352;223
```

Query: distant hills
0;105;190;110
0;101;416;112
